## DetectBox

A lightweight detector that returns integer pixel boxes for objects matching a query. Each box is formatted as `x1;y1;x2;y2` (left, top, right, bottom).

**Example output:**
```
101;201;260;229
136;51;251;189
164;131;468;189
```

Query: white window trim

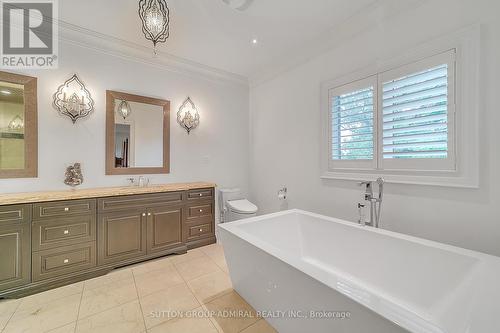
320;25;480;188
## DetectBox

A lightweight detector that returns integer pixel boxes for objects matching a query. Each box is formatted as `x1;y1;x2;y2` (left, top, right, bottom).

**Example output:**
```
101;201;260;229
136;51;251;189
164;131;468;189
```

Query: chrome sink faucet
126;176;150;187
357;177;384;228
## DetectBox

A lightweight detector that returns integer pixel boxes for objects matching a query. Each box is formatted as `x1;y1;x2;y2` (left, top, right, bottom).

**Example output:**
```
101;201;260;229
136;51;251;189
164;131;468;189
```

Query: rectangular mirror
0;71;37;178
106;90;170;175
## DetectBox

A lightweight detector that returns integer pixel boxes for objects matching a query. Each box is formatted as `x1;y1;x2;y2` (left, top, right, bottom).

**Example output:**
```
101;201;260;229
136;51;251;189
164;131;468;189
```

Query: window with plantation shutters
379;50;455;171
322;28;480;187
382;65;448;159
327;50;456;173
332;87;374;160
328;76;377;169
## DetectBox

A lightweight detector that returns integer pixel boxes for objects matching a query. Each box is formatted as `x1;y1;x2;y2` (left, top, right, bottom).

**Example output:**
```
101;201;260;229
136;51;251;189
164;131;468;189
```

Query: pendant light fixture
8;115;24;131
117;100;132;119
222;0;254;11
138;0;170;55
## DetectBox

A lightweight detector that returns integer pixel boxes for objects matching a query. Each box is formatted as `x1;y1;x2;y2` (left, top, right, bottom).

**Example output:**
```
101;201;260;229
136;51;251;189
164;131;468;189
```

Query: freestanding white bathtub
218;209;500;333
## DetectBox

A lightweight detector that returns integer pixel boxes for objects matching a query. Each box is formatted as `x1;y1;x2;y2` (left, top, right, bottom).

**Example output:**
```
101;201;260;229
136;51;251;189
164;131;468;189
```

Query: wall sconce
177;97;199;134
53;74;95;124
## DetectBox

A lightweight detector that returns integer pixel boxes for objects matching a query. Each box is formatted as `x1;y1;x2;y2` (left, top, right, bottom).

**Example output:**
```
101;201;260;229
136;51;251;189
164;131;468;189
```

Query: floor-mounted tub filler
219;209;500;333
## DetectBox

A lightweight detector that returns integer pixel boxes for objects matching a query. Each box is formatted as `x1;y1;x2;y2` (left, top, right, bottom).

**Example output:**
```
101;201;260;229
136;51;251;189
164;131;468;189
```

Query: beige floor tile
214;257;229;273
131;256;173;277
78;277;138;319
148;307;217;333
200;244;230;272
0;299;20;331
3;293;81;333
174;256;221;281
18;282;83;310
200;244;228;273
140;283;200;329
76;300;145;333
46;321;77;333
169;248;206;265
134;265;184;298
187;270;233;303
84;267;133;291
204;291;259;333
240;319;277;333
199;243;225;260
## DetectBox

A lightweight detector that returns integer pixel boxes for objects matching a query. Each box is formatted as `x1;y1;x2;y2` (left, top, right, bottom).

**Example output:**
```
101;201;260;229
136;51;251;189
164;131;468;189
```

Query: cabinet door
0;224;31;291
147;206;183;254
98;211;147;266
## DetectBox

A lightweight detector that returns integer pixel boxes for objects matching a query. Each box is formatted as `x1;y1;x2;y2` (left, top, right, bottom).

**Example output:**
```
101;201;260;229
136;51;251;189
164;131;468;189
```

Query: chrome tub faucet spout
357;177;384;228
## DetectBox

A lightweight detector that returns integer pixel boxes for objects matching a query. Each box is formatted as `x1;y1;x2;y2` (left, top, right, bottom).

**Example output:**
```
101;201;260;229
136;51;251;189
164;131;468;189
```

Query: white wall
0;41;250;198
249;0;500;256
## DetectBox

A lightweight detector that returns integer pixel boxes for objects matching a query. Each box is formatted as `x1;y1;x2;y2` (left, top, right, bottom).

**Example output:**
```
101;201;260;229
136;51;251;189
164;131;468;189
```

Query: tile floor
0;243;277;333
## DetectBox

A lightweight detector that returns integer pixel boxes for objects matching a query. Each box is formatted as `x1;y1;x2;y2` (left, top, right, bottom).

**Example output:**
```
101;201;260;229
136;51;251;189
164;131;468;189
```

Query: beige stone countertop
0;181;216;205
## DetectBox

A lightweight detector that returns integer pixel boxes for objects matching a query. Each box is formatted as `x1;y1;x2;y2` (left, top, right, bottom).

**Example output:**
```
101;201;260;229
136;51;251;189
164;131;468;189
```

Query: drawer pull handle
63;230;69;235
147;213;151;216
63;259;69;264
199;228;203;232
64;207;69;212
199;209;203;213
199;193;203;197
142;213;146;217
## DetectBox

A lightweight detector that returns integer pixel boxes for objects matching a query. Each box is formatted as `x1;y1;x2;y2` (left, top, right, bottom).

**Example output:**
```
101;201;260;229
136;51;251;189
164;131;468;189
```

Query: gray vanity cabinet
147;205;183;254
97;192;186;266
97;210;147;266
0;205;31;291
0;184;215;297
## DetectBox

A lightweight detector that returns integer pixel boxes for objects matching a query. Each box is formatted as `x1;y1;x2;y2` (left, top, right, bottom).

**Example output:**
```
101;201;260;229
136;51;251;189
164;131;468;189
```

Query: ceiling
59;0;383;78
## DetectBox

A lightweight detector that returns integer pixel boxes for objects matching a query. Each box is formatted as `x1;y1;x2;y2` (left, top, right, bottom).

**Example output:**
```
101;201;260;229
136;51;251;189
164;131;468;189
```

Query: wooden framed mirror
0;71;37;179
106;90;170;175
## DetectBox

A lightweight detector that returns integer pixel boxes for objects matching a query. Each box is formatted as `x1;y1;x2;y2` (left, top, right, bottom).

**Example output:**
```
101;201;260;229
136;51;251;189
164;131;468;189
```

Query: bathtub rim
219;209;495;261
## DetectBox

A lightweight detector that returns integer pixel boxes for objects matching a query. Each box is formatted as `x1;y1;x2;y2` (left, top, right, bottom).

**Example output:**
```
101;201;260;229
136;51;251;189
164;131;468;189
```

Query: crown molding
249;0;427;88
57;20;249;86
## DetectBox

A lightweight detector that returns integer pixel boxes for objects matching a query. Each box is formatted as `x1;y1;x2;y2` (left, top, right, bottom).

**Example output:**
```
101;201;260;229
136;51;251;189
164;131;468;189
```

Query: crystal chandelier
222;0;254;11
117;100;132;119
139;0;170;55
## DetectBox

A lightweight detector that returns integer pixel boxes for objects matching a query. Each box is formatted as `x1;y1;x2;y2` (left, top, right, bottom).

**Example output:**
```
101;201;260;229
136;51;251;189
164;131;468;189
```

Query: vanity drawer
187;188;213;201
32;215;96;251
187;203;213;218
0;204;31;225
32;242;96;281
187;223;213;240
98;192;184;213
33;199;96;220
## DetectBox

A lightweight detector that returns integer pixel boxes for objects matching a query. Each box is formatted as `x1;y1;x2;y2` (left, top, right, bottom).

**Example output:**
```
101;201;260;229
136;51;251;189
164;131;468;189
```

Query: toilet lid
227;199;258;214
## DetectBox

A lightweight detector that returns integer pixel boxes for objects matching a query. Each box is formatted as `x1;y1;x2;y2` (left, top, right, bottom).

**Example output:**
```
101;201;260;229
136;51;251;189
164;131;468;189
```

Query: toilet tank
218;188;242;212
216;188;239;227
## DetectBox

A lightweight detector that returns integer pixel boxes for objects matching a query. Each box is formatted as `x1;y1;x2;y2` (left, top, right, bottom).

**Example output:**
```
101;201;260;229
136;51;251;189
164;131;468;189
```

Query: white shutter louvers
331;86;374;160
382;64;449;160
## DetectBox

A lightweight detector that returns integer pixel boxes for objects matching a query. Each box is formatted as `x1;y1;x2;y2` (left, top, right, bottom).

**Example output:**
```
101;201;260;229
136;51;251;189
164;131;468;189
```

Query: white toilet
219;188;258;222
